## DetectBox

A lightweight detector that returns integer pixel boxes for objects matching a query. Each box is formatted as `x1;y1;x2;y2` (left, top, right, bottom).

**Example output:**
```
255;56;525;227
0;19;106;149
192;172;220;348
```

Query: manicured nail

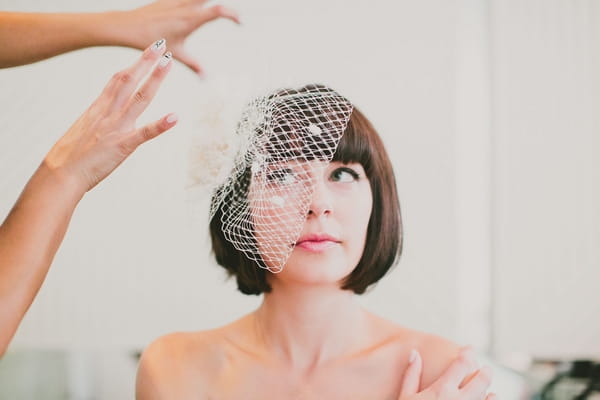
159;52;172;67
409;349;418;364
166;113;178;124
152;38;166;52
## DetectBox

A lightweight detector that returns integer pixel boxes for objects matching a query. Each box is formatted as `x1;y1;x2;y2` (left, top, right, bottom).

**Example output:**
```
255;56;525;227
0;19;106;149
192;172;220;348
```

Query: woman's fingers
122;52;173;122
50;39;178;191
194;4;241;26
398;349;423;398
459;368;481;389
170;47;203;75
397;347;494;400
110;39;168;110
101;39;167;107
459;366;493;399
170;4;239;74
433;347;479;392
120;113;178;155
124;1;240;75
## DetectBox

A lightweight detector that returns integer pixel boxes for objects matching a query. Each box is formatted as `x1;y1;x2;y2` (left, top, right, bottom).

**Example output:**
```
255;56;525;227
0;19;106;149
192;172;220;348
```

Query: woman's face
249;159;373;285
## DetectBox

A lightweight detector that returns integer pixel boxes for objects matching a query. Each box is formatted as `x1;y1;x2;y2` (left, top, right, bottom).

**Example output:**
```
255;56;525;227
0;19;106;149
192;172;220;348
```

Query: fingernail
152;38;166;52
409;349;418;364
166;113;178;124
159;52;172;67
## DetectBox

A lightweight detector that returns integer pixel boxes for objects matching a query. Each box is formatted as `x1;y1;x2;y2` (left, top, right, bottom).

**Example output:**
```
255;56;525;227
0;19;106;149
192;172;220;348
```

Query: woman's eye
330;167;360;183
266;168;298;185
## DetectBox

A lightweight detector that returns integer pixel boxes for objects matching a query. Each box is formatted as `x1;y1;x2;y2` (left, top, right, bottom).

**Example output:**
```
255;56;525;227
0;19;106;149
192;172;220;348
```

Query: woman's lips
295;234;340;252
296;240;338;252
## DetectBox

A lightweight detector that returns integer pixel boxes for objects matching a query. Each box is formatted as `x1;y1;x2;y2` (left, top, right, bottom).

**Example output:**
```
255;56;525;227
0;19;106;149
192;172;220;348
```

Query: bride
136;85;495;400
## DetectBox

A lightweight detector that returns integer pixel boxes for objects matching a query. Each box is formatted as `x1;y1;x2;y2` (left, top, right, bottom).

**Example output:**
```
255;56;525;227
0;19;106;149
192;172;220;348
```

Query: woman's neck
252;282;369;373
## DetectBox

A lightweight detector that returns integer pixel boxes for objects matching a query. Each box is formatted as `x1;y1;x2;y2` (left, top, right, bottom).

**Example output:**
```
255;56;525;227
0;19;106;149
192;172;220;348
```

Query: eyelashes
263;164;362;186
330;167;360;183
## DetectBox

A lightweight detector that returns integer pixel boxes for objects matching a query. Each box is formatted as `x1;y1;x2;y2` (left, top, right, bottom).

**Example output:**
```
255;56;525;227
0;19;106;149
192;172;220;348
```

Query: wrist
34;160;87;204
88;10;152;51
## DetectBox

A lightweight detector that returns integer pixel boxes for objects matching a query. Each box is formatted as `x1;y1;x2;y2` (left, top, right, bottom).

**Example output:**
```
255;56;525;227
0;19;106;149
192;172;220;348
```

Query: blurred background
0;0;598;398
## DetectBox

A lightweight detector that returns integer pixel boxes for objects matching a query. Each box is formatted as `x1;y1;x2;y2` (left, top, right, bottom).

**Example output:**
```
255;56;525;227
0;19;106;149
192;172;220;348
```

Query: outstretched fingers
120;113;179;155
195;4;241;26
101;39;168;109
172;49;203;76
121;51;173;122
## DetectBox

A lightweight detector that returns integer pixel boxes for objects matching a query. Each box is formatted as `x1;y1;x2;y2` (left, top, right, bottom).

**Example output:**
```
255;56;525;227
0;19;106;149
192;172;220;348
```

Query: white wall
1;0;468;351
3;0;598;365
491;0;600;359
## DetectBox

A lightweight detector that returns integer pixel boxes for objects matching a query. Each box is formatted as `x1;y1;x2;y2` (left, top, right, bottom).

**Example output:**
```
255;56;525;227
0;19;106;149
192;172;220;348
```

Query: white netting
209;84;353;273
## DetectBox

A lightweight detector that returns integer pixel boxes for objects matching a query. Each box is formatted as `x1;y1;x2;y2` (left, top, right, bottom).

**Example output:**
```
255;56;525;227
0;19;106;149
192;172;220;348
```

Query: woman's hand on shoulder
43;39;177;195
398;347;496;400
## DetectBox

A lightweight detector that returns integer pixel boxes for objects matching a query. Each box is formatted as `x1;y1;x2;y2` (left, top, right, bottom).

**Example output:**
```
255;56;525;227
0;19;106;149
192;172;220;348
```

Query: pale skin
0;0;240;74
0;40;179;357
136;162;497;399
0;0;239;357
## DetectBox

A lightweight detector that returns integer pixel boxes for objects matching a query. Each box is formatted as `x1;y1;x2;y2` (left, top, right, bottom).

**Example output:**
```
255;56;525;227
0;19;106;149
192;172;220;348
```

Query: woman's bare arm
0;163;83;356
0;40;177;357
0;0;239;73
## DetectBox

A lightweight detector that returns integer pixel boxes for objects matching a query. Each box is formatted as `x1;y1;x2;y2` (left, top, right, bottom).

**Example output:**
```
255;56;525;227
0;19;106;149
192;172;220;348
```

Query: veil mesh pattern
209;85;353;272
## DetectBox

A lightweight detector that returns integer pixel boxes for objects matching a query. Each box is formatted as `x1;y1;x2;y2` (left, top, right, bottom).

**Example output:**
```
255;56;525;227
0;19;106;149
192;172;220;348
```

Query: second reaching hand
0;0;240;74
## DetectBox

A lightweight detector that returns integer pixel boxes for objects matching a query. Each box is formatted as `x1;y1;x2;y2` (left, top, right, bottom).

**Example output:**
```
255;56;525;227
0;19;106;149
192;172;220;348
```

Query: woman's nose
307;180;333;217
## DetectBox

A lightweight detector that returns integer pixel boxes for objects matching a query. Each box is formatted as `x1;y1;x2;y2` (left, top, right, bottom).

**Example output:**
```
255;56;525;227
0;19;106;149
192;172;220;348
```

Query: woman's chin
270;255;355;287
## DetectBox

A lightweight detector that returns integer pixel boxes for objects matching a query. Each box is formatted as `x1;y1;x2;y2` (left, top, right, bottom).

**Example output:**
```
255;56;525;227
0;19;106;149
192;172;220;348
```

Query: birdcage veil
202;84;353;273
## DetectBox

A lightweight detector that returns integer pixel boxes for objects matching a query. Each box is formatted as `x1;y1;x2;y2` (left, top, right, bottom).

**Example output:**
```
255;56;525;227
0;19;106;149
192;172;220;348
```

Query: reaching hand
398;348;496;400
127;0;240;74
44;39;178;194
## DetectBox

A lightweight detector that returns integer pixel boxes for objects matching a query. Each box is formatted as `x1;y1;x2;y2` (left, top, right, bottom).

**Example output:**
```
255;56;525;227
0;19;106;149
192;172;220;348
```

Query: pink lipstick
295;233;340;252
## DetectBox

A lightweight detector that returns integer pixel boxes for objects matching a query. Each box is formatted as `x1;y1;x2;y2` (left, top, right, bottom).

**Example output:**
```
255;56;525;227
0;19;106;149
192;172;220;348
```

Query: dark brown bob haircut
209;84;402;295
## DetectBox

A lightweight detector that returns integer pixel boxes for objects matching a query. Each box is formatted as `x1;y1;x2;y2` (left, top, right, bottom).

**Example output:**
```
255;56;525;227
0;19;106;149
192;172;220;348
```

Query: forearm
0;162;84;356
0;11;143;68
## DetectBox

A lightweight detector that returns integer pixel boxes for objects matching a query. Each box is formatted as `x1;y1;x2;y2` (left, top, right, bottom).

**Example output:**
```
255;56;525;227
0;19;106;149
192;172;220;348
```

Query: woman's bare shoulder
140;328;225;366
135;329;220;399
136;317;251;399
